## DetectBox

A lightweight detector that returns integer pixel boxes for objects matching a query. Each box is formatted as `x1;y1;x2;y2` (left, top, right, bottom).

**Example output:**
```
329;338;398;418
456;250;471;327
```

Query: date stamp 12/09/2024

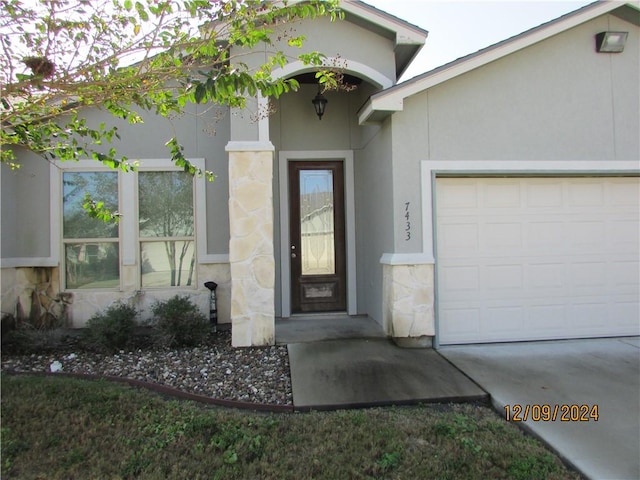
504;404;599;422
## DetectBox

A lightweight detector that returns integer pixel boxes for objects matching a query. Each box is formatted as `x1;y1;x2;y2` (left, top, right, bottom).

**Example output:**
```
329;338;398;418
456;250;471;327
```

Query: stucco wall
397;13;639;163
1;151;52;259
233;15;397;88
355;119;394;324
271;82;376;151
390;99;426;254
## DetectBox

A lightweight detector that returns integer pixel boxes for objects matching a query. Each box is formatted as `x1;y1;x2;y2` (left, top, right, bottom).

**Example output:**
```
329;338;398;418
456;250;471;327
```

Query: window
62;171;120;289
138;171;195;287
59;160;203;290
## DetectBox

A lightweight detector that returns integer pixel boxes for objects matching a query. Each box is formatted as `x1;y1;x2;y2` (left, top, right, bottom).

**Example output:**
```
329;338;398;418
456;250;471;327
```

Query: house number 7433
404;202;411;241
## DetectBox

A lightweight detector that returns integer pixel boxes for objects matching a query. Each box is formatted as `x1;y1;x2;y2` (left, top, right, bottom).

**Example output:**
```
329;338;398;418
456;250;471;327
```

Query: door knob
291;252;297;259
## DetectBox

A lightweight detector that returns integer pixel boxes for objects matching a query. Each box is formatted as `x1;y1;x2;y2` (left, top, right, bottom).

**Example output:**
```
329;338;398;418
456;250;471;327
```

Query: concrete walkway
288;338;487;410
439;337;640;480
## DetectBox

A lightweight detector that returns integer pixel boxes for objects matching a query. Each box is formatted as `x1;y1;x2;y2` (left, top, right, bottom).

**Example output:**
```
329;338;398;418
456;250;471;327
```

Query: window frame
60;166;122;291
56;158;207;291
136;168;197;289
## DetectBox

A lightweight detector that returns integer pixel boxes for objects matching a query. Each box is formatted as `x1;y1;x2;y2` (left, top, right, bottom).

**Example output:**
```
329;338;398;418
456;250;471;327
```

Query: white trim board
278;150;357;318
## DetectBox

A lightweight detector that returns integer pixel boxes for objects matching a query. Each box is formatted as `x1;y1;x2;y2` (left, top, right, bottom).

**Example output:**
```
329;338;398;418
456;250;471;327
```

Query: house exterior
1;1;638;347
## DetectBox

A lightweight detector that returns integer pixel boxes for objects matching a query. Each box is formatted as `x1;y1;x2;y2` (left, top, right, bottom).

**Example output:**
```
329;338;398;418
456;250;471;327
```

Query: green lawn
1;374;582;480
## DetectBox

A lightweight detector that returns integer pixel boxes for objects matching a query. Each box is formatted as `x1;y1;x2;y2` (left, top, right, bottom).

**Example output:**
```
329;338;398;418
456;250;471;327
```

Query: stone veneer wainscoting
382;262;435;348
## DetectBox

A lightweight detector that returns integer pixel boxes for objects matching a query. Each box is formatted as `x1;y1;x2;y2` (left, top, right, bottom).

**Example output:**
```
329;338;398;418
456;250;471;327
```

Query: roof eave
343;1;428;79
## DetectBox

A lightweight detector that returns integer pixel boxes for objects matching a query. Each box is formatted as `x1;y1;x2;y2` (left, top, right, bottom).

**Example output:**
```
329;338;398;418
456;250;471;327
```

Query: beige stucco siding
402;14;639;161
271;83;378;152
1;150;52;259
390;99;427;253
235;15;397;86
355;119;394;322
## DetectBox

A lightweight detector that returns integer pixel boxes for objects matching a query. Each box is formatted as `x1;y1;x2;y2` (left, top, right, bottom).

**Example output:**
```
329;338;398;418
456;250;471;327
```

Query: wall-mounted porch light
595;31;628;53
311;88;328;120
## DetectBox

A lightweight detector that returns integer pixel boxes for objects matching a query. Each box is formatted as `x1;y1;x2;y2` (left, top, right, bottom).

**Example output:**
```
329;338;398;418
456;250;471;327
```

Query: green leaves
1;0;342;175
82;192;121;223
194;83;207;104
166;138;215;182
135;2;149;22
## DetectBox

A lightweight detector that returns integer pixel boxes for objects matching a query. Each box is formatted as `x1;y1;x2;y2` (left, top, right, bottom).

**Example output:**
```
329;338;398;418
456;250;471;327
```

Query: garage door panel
486;264;523;289
568;181;605;206
572;303;608;329
527;221;565;248
613;302;640;328
527;182;564;207
528;304;568;330
613;260;640;287
437;177;640;344
611;220;640;250
570;221;606;248
440;308;481;339
437;183;479;209
438;223;479;252
484;306;524;333
570;262;607;286
481;223;522;250
485;181;521;207
528;263;565;288
610;180;640;205
441;265;479;291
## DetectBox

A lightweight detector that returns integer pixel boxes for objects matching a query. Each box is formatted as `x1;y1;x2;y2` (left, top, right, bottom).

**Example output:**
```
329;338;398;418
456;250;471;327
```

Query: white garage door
436;177;640;345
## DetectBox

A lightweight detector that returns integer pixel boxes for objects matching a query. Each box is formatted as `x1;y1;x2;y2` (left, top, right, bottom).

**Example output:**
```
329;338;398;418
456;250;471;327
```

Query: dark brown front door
289;161;346;313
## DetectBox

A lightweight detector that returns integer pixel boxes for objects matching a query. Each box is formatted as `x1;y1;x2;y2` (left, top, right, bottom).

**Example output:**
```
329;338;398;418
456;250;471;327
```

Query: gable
222;1;427;88
359;2;639;124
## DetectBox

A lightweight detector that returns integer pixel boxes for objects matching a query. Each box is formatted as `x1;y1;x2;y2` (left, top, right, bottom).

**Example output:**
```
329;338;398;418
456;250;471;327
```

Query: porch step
275;315;386;344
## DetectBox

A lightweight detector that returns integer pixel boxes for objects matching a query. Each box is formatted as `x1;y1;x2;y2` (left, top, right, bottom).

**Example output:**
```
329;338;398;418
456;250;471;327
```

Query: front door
289;161;346;313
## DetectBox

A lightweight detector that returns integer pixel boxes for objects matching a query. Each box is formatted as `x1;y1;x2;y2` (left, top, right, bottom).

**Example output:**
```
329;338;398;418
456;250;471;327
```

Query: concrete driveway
439;337;640;480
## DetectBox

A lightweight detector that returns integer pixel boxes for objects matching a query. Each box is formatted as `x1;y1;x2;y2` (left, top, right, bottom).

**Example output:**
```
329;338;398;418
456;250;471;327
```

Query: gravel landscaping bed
1;329;293;405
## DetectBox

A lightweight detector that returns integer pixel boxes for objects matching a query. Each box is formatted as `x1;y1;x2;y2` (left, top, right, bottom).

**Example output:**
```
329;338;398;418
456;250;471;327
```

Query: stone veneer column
382;261;435;348
226;142;275;347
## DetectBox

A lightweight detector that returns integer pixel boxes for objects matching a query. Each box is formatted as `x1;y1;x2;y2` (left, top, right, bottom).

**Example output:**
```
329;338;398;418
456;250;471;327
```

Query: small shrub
151;295;210;348
82;303;137;352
